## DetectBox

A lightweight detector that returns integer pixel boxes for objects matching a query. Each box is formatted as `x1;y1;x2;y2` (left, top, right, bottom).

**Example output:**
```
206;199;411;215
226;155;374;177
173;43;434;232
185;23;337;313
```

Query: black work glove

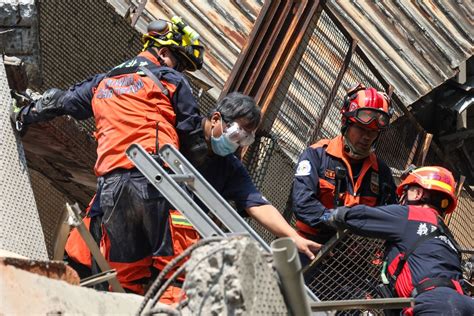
9;89;44;135
320;207;350;229
179;124;209;168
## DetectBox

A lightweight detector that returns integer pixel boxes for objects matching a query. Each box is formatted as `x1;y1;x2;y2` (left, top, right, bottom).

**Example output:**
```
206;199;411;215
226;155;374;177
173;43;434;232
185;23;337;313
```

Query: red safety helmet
341;84;392;131
396;166;458;214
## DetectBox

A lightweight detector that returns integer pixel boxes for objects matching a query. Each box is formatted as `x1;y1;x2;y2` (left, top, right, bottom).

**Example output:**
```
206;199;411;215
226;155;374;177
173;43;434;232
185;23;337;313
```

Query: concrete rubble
0;259;143;315
181;236;288;315
0;0;41;88
1;237;291;315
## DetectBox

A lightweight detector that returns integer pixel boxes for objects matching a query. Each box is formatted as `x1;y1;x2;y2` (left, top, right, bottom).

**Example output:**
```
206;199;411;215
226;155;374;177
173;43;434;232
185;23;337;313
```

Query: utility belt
101;154;168;179
376;277;464;316
376;277;464;299
411;277;464;297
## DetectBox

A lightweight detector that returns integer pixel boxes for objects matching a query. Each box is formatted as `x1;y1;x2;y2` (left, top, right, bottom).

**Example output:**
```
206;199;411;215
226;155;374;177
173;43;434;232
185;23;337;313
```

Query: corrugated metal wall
109;0;473;106
240;4;473;310
326;0;474;105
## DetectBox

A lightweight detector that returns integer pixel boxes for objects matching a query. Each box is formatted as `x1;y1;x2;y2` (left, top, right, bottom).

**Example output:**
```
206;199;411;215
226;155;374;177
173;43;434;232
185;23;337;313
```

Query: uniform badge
370;172;379;194
324;169;336;180
295;160;311;176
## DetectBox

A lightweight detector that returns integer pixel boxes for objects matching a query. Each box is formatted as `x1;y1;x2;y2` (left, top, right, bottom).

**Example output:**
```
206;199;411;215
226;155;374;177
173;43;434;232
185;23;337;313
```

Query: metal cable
136;236;224;316
148;246;230;310
146;264;187;313
146;305;181;316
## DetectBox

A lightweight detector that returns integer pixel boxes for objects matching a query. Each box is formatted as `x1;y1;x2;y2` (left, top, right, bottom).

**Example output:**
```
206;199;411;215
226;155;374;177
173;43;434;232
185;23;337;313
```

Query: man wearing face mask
200;93;322;253
11;17;205;295
150;92;322;303
165;92;322;258
291;84;397;255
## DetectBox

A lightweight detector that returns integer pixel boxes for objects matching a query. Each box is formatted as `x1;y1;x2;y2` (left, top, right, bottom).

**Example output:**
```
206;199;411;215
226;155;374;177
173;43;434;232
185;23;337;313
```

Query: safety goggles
347;108;390;129
224;121;255;146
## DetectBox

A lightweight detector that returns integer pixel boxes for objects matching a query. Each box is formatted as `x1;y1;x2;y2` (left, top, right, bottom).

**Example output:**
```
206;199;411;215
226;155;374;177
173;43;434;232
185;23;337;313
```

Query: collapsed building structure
0;0;473;314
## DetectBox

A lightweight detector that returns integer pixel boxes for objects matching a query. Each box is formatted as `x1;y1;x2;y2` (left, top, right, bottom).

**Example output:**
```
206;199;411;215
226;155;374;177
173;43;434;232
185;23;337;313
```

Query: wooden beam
308;38;358;145
416;132;433;166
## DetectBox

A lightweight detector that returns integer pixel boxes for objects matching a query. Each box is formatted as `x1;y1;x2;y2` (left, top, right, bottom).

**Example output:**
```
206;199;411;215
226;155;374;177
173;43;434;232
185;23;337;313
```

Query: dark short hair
208;92;261;129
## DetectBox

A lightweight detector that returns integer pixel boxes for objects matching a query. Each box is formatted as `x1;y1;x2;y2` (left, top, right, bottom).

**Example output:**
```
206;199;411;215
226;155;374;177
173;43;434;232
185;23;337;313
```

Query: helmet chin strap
343;134;373;160
148;46;175;69
402;188;444;213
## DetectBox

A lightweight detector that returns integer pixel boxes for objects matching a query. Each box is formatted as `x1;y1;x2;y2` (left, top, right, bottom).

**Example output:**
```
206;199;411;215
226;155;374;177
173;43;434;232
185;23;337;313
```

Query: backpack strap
106;58;169;97
390;216;461;282
138;66;169;97
437;218;462;260
391;228;441;282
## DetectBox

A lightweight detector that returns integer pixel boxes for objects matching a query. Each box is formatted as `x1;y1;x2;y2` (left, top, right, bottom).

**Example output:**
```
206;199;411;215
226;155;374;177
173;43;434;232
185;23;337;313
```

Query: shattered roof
111;0;473;105
326;0;473;105
108;0;264;100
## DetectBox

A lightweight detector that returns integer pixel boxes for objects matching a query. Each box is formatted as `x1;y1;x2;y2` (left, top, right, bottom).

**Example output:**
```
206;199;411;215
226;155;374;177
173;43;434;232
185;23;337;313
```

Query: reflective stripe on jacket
292;135;396;240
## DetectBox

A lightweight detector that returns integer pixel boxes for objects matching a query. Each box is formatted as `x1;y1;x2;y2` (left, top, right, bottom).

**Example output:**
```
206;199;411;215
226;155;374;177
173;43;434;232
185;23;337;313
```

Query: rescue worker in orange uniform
292;84;397;259
12;17;205;295
322;166;474;315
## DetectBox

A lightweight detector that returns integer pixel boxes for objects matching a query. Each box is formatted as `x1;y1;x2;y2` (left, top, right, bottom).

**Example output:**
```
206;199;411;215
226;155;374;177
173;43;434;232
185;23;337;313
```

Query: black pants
90;169;174;294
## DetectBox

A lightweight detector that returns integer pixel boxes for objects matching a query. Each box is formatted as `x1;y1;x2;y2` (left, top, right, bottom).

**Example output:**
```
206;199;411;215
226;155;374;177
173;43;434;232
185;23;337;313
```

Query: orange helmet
396;166;458;214
341;84;392;131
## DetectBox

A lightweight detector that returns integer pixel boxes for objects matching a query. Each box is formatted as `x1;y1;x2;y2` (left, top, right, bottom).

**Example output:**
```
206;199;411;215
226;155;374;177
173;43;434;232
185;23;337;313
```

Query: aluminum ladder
125;143;318;302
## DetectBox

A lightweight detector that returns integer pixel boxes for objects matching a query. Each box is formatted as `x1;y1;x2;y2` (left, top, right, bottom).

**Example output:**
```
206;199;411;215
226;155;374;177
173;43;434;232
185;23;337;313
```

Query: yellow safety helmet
142;17;204;72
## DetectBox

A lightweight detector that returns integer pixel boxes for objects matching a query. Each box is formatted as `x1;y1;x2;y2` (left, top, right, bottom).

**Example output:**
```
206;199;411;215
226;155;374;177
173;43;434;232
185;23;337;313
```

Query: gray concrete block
181;237;288;315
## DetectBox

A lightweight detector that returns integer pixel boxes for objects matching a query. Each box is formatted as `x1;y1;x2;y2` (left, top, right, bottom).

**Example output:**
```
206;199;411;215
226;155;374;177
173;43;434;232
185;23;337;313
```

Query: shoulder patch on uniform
324;169;336;180
295;160;311;176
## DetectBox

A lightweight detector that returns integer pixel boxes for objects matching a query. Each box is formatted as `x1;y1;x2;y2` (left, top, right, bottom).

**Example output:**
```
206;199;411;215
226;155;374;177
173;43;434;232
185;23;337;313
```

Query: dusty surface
1;257;80;285
0;59;49;260
0;264;143;315
181;237;288;315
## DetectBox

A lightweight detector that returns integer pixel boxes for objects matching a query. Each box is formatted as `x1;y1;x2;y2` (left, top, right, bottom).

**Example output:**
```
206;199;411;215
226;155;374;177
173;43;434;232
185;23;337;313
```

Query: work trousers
89;168;199;303
411;287;474;316
90;169;173;294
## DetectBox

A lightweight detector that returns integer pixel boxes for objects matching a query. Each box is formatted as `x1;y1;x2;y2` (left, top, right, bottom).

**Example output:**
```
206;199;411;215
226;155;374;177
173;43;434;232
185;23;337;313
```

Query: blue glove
321;207;350;229
320;210;337;228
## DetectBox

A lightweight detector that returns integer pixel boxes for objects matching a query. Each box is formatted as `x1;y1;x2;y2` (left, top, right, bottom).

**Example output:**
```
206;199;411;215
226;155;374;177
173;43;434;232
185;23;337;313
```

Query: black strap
391;217;461;282
412;277;457;297
107;65;139;77
106;58;169;97
391;229;441;282
138;66;169;97
437;218;462;260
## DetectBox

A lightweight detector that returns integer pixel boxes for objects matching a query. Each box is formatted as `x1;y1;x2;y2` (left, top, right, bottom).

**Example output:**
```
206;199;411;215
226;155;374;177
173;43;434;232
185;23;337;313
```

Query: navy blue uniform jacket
342;204;463;298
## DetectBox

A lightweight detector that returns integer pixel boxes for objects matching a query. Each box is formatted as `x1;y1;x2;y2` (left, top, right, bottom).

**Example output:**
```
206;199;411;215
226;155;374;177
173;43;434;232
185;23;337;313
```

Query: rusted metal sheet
326;0;474;105
222;1;322;112
0;257;80;285
109;0;473;106
108;0;263;100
